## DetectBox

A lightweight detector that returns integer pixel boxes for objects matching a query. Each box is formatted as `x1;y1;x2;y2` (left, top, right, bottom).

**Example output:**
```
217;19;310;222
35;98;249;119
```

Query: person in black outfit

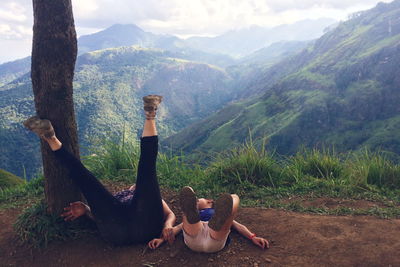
23;95;177;246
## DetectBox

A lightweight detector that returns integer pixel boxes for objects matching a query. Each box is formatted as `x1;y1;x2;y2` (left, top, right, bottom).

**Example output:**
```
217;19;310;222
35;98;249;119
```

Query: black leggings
54;136;164;245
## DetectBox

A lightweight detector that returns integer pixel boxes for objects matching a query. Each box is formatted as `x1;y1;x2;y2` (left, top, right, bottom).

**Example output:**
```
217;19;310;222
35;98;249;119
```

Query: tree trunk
31;0;81;214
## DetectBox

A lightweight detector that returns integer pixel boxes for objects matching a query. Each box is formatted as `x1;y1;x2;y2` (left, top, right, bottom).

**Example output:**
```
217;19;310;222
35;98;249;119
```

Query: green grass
358;33;400;59
13;201;96;248
0;168;25;189
81;136;400;202
83;137;140;182
347;150;400;189
287;148;344;180
3;136;400;247
206;139;285;194
0;176;43;209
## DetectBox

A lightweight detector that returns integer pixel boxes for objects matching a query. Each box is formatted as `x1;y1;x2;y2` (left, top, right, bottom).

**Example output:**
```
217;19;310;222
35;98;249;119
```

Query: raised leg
129;95;164;240
209;194;240;240
180;186;203;236
23;116;120;219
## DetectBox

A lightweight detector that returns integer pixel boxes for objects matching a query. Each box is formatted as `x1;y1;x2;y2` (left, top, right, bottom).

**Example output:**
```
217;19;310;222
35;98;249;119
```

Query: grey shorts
183;221;230;253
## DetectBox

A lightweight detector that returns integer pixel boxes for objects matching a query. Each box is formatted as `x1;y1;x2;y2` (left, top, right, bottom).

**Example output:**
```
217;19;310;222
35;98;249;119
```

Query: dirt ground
1;189;400;267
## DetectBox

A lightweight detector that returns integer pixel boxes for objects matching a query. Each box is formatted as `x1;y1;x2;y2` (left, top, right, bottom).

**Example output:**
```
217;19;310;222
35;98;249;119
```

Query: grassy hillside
165;0;400;157
0;169;25;189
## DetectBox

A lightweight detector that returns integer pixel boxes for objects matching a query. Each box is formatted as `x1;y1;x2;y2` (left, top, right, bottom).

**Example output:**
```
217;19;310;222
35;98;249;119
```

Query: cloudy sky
0;0;394;63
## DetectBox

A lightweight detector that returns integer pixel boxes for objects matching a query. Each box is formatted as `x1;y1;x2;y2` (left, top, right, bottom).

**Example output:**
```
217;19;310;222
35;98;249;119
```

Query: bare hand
162;227;175;244
148;238;164;249
252;237;269;249
61;201;87;221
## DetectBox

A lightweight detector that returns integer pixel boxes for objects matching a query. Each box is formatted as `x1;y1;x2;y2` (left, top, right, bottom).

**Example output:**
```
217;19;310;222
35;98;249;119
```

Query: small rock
208;258;214;262
254;263;259;267
244;257;249;261
265;258;272;263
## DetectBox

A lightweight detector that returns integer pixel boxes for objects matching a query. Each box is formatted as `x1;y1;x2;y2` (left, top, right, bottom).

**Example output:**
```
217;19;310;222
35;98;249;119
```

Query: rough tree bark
31;0;81;214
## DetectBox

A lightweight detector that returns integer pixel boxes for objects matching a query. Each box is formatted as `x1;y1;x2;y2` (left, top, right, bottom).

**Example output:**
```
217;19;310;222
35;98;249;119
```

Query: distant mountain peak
104;24;145;33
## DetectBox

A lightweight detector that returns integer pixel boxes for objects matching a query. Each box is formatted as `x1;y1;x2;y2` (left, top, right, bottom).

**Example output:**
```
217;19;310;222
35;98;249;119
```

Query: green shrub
0;169;25;189
84;137;208;192
84;138;139;182
347;150;400;189
14;201;96;248
206;141;284;193
289;148;344;180
0;176;44;204
157;152;207;192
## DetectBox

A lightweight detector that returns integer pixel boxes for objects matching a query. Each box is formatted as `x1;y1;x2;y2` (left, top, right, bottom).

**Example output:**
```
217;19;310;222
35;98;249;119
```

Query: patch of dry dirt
282;196;392;209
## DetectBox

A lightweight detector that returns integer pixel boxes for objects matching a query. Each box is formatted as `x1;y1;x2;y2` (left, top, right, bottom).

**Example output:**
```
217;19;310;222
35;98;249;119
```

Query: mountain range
78;19;334;58
165;0;400;157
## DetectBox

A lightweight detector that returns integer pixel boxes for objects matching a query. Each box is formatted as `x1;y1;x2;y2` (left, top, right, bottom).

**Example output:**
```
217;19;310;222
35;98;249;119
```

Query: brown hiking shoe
143;95;163;120
23;116;55;139
179;186;200;224
208;193;233;231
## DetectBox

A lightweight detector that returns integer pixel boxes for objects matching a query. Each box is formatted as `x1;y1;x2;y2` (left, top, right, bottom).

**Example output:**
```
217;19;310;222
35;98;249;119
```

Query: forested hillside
166;0;400;157
0;57;30;87
0;19;318;178
0;47;235;178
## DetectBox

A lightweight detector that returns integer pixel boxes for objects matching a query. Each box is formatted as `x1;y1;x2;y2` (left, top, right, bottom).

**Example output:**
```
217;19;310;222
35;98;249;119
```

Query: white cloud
0;23;31;40
70;0;394;36
72;0;99;19
0;2;28;23
0;1;32;41
0;0;396;63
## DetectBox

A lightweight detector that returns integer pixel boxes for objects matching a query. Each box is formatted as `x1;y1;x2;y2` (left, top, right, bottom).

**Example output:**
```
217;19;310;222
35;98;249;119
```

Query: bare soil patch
282;196;392;209
1;187;399;266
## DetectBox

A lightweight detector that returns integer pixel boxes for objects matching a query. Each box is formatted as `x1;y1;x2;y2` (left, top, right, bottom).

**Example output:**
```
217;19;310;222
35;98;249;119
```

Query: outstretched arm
161;200;177;244
232;220;269;249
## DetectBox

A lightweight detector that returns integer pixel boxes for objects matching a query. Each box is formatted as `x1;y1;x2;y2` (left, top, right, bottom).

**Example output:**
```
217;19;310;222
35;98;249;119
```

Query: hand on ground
252;236;269;249
148;238;164;249
61;201;87;221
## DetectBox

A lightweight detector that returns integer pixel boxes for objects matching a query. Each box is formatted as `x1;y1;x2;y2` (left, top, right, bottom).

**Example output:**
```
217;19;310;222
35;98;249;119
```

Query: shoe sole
179;186;200;224
208;193;233;231
23;116;54;138
143;95;163;105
